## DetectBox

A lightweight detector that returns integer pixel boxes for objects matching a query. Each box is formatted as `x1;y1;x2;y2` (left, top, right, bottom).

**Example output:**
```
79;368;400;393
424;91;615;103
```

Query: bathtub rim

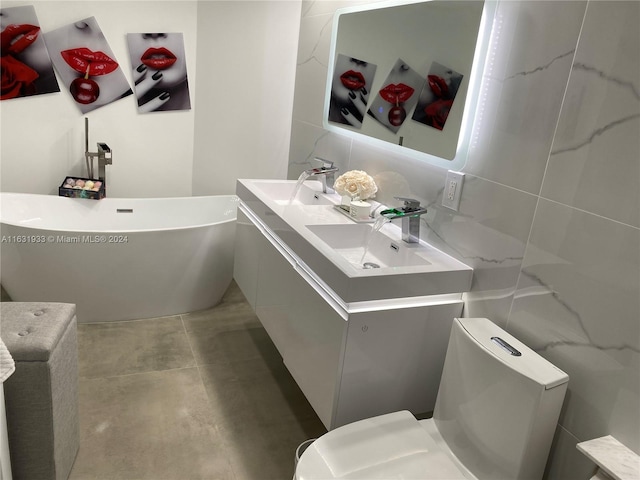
0;192;238;234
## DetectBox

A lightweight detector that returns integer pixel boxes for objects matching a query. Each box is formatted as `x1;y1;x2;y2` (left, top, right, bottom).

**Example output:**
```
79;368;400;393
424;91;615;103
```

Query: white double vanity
234;179;472;429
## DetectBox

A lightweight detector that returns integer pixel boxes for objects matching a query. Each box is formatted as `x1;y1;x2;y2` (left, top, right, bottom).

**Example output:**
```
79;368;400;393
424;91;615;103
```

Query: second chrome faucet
380;197;428;244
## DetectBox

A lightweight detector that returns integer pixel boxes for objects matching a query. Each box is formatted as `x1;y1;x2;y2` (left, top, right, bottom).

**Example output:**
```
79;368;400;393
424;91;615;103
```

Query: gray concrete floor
69;281;327;480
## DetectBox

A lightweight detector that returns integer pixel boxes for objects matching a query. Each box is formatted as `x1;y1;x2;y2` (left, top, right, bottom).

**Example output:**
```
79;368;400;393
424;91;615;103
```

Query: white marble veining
509;199;639;452
288;121;352;179
302;1;372;19
577;435;640;480
541;1;640;228
292;10;334;126
464;0;588;195
347;139;537;327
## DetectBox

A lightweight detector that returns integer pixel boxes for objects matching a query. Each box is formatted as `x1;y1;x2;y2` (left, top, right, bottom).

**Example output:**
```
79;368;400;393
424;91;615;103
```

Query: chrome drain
363;262;380;269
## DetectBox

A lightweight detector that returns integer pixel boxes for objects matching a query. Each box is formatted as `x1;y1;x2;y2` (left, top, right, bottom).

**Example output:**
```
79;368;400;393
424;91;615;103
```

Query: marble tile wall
289;0;639;476
508;1;640;476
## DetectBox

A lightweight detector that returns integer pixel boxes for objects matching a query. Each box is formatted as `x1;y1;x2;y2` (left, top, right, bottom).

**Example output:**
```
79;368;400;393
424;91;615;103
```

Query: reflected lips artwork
366;59;423;132
340;70;366;90
380;82;415;126
427;75;450;98
328;53;377;129
379;83;414;104
412;62;464;131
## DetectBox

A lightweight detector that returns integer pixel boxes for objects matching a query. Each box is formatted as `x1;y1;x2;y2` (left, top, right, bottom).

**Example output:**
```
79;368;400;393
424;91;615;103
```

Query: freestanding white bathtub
0;193;238;322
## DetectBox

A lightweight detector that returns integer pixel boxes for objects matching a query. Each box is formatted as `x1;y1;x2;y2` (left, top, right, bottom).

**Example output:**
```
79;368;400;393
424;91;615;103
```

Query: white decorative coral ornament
333;170;378;201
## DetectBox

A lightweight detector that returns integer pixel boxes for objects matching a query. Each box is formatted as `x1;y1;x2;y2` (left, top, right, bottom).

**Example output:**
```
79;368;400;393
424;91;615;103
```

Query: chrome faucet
380;197;428;243
304;158;339;194
84;118;112;185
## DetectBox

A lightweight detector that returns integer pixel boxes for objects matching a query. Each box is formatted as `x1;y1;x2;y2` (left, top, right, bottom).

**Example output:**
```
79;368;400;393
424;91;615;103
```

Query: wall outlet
442;170;465;211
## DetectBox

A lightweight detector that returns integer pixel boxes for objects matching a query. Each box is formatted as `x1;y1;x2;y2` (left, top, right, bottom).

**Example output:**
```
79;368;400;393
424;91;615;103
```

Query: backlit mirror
324;0;495;170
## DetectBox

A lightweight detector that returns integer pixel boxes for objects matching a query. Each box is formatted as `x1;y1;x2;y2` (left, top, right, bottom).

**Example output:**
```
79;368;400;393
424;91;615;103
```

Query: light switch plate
442;170;465;211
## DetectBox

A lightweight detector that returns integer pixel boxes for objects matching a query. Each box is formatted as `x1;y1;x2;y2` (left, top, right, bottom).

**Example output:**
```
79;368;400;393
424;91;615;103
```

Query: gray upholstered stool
0;303;79;480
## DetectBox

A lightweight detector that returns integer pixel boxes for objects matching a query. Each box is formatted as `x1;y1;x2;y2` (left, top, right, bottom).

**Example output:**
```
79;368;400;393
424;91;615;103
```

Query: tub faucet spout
380;197;428;244
304;158;339;194
96;143;112;183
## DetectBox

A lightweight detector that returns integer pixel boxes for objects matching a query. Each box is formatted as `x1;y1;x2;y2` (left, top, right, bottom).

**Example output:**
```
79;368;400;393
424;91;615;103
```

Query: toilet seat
294;411;476;480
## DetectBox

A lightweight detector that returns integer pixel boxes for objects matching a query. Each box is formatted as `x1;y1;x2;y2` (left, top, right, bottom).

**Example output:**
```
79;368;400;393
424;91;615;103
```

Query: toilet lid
295;411;473;479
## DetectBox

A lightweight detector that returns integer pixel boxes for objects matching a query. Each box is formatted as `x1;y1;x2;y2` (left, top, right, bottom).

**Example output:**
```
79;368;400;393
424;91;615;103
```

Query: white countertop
237;179;473;304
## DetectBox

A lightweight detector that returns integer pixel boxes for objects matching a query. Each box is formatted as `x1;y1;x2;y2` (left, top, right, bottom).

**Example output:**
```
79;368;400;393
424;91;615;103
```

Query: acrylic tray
58;176;105;200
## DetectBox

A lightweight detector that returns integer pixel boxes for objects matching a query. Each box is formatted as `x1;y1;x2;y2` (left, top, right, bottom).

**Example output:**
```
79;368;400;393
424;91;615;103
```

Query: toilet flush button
491;337;522;356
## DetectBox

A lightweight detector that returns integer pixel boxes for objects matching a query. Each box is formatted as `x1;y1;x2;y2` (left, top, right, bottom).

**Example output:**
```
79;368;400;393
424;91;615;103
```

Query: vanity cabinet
234;205;463;429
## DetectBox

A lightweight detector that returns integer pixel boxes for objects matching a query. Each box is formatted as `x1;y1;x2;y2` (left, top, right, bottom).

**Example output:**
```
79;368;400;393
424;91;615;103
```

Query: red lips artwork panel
411;62;464;131
0;5;60;100
43;16;132;113
126;33;191;113
328;53;377;129
366;58;424;134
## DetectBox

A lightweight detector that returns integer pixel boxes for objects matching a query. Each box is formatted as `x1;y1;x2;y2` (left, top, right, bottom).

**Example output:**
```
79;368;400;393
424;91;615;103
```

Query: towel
0;338;15;383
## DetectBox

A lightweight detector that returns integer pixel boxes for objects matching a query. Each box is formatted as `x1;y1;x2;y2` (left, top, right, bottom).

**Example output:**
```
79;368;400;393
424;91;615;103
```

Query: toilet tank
434;318;568;480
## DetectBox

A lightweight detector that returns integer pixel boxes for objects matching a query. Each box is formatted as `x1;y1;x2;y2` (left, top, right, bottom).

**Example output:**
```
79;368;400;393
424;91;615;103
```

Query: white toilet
295;317;569;480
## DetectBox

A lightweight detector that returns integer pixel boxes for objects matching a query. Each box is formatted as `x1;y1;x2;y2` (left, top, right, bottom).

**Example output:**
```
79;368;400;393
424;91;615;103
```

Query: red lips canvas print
43;16;132;113
127;33;191;113
1;5;59;100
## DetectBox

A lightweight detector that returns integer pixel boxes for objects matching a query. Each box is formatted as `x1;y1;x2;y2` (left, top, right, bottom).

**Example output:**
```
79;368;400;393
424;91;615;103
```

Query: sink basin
252;180;339;206
306;223;431;270
301;221;472;301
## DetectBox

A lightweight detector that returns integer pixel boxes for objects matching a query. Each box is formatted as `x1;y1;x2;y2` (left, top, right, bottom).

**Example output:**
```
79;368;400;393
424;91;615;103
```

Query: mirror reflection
325;0;489;166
